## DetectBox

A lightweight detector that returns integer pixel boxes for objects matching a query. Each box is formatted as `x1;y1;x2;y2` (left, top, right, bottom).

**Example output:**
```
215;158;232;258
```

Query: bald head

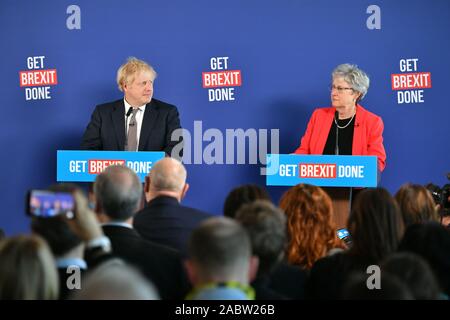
145;158;189;202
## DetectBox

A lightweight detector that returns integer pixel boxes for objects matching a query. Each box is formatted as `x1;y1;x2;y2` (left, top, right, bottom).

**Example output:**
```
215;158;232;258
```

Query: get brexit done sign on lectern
266;154;378;187
57;150;165;182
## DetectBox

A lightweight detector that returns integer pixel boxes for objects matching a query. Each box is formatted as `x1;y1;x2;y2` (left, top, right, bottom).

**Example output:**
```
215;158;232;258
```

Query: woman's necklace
334;111;356;129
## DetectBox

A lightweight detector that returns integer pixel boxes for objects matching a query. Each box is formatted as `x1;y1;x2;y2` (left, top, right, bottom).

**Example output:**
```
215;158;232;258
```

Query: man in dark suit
93;164;190;299
81;57;182;157
133;158;210;258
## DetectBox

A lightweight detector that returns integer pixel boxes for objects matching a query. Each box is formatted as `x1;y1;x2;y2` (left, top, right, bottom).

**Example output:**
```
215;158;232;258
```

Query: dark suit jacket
102;225;190;300
133;196;211;258
81;98;182;155
268;262;308;300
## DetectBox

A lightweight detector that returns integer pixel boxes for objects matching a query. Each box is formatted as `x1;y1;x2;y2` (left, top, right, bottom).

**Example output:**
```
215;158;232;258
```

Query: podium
56;150;165;182
266;154;378;229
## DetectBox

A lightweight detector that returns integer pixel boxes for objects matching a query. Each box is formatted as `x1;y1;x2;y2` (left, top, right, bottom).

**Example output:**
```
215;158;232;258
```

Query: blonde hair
116;57;157;91
0;235;59;300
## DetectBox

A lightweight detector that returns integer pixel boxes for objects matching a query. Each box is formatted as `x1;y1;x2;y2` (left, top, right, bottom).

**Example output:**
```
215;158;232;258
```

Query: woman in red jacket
294;64;386;172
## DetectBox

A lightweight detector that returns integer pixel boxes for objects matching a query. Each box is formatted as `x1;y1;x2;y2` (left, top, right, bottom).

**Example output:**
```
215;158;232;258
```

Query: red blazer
294;105;386;172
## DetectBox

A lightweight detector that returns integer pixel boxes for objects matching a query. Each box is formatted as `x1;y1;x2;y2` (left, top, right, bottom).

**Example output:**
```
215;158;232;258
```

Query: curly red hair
279;184;344;269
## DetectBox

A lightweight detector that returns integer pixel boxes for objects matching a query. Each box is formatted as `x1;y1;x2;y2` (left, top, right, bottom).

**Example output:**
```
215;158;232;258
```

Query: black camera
425;181;450;216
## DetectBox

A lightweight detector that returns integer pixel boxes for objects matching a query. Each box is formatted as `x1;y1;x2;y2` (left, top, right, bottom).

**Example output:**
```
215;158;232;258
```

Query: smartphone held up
26;190;75;219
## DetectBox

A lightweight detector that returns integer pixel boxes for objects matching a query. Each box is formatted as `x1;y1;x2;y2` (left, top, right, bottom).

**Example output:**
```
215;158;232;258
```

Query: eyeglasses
330;85;354;93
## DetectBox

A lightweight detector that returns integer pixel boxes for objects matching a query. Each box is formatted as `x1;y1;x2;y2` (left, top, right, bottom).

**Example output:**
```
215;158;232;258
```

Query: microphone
126;107;133;118
334;110;339;155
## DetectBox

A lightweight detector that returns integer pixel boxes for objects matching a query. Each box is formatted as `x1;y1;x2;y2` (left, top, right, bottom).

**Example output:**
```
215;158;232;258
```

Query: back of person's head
341;272;413;300
279;184;343;269
149;157;187;193
381;252;441;299
395;183;439;227
71;263;159;300
94;165;142;220
0;235;59;299
0;228;5;240
223;184;271;218
31;217;82;257
235;200;286;275
30;183;83;257
398;222;450;295
188;217;253;284
348;188;404;263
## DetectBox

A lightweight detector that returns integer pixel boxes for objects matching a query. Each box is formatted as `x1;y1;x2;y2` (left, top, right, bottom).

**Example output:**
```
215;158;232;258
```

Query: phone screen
337;228;350;240
28;190;74;218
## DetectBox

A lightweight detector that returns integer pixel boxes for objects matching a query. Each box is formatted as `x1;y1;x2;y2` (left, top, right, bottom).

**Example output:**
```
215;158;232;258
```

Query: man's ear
181;183;190;200
144;176;151;194
248;256;259;283
184;260;197;285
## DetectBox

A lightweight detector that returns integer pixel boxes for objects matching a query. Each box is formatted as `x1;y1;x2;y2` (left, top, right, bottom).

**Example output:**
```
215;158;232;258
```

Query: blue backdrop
1;0;449;235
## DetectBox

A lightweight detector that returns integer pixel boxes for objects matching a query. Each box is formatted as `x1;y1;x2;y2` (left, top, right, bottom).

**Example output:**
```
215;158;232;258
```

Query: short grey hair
189;217;252;281
235;200;287;274
72;262;159;300
332;63;370;100
150;158;187;192
94;165;142;220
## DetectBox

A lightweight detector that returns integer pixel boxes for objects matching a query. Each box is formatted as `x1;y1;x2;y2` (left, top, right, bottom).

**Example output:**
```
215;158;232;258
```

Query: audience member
395;183;439;227
0;235;59;299
134;158;210;257
341;272;413;300
398;222;450;297
279;184;344;270
236;200;308;299
381;252;441;299
185;217;258;300
223;184;271;218
30;184;87;299
71;263;159;300
93;165;190;299
306;188;404;299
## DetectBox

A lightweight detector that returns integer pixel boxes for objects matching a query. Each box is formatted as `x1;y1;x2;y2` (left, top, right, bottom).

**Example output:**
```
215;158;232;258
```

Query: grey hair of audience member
332;63;370;101
235;200;287;275
71;261;159;300
94;165;142;220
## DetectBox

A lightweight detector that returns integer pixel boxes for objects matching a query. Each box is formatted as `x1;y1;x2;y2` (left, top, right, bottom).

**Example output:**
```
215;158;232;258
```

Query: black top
306;252;376;299
323;116;355;155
